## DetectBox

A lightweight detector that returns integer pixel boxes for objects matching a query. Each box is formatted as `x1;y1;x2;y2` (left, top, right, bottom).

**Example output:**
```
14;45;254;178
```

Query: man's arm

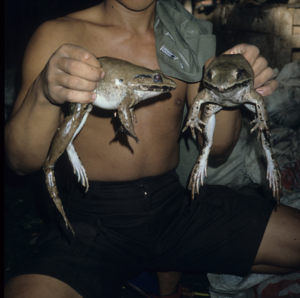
186;44;278;159
5;20;103;175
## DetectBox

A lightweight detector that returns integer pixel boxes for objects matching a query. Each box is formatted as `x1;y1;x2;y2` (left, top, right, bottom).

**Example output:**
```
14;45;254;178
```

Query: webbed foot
116;126;140;143
43;166;75;236
188;157;208;200
182;117;205;139
63;215;75;236
67;143;89;192
117;98;139;143
267;162;282;204
72;160;89;192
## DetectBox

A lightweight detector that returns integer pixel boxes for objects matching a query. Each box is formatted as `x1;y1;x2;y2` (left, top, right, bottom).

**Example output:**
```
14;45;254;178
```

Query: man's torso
54;4;189;181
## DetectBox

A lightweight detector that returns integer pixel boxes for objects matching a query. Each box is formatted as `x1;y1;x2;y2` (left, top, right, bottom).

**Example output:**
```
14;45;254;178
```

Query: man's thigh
7;221;137;298
252;204;300;272
152;185;274;277
5;274;82;298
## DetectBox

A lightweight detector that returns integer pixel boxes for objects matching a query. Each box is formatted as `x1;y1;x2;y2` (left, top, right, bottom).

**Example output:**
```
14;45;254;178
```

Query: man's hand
205;44;278;97
41;44;104;105
5;42;104;174
225;44;278;96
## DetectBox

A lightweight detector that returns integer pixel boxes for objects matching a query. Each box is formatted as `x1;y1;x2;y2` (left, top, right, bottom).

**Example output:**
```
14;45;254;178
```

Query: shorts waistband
63;169;183;217
67;169;179;192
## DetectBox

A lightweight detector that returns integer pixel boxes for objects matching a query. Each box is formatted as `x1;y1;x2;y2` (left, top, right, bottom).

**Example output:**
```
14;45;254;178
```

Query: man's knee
157;271;182;283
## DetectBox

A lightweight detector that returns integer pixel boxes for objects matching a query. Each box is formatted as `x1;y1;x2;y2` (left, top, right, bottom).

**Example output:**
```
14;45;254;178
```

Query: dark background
5;0;101;100
5;0;101;67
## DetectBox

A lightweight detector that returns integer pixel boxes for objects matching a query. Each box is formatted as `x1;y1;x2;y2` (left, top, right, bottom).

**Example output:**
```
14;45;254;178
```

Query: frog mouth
204;80;251;93
139;85;175;92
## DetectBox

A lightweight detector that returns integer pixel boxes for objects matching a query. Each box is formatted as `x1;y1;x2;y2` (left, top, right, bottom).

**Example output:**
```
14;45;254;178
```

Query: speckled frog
43;57;177;235
183;54;282;203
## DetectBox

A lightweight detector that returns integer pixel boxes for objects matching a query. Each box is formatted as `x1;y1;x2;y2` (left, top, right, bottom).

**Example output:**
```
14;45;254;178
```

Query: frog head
203;54;253;94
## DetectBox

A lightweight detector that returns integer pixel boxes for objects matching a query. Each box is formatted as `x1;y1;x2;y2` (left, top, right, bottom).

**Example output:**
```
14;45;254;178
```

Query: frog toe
183;118;204;137
73;163;89;191
250;121;260;134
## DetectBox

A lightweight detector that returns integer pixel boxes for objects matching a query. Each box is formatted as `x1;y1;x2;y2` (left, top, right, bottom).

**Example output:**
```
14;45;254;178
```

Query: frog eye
153;74;163;83
119;79;123;83
236;69;243;80
206;69;212;80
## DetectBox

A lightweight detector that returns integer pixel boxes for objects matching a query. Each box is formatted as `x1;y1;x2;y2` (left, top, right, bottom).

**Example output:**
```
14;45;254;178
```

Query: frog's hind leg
117;93;139;143
43;119;77;235
43;168;75;235
43;103;92;235
188;104;222;199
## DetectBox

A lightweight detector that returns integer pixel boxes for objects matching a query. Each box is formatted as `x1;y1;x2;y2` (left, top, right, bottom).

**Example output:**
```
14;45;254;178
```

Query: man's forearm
5;76;62;175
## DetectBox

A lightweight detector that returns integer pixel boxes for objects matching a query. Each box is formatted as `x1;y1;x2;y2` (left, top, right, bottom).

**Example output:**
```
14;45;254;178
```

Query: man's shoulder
35;5;103;43
35;18;86;41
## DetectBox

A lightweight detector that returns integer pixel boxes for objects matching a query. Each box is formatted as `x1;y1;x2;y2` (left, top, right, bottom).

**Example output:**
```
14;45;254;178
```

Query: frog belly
93;92;120;109
218;100;241;107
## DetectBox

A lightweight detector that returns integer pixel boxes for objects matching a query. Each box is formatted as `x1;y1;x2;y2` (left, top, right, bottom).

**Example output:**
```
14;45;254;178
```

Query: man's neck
101;0;157;33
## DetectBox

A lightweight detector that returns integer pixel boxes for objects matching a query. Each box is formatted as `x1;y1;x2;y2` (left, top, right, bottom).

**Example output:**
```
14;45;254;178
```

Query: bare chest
74;24;159;70
68;24;187;122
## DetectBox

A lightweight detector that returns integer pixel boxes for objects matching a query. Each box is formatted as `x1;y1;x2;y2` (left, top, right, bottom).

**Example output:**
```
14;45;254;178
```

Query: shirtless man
5;1;300;298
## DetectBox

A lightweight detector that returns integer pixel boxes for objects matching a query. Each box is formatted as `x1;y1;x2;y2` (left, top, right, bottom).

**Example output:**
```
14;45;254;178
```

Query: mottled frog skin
183;54;282;203
43;57;177;235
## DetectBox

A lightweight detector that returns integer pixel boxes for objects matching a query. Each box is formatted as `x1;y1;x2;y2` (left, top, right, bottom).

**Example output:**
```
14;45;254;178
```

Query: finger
251;55;268;80
223;44;270;80
57;72;98;92
58;44;100;68
256;79;279;97
53;86;96;104
223;43;260;66
253;66;274;89
239;45;260;67
57;57;103;82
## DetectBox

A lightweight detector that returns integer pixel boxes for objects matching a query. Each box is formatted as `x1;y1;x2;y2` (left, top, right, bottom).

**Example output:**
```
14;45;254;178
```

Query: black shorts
11;170;274;298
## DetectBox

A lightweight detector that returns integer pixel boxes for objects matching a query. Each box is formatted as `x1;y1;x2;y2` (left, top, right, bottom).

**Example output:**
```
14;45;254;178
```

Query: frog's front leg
43;103;92;235
244;103;261;140
244;90;271;140
66;104;93;192
117;92;139;143
261;131;282;204
189;104;223;199
182;89;210;139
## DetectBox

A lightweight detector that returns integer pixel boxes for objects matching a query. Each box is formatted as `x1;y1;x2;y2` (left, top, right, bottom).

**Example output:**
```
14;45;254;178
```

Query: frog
43;57;177;235
183;54;282;203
